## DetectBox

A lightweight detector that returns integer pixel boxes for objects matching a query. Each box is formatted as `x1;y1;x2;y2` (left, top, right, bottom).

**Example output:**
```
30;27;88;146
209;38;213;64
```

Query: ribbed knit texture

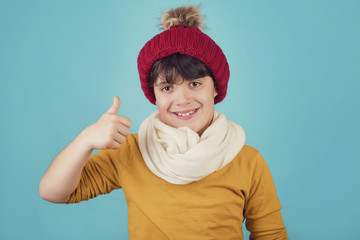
137;25;230;104
138;110;245;184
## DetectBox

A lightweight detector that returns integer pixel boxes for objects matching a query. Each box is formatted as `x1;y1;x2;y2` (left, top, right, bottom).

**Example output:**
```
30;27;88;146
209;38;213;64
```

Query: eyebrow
154;81;171;86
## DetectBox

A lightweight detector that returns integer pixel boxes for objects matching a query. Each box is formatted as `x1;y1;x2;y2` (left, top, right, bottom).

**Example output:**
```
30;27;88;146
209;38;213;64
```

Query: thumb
106;96;121;114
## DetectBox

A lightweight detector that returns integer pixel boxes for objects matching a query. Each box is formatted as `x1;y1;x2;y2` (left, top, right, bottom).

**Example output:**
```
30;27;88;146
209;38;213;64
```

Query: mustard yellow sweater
67;134;288;239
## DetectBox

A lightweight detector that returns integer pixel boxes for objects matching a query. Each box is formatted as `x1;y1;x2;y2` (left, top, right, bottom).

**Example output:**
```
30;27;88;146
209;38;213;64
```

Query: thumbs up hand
82;96;132;150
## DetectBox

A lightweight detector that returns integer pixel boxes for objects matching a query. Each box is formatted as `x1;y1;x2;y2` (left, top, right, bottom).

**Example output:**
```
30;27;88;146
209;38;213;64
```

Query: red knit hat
137;6;230;105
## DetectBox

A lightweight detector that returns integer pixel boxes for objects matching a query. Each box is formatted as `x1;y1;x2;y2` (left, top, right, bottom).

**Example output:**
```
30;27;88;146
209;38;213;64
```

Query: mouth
173;108;199;119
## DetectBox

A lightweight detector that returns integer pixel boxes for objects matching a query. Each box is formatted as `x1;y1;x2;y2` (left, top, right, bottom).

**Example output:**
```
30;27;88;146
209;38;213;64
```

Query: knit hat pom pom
160;5;205;31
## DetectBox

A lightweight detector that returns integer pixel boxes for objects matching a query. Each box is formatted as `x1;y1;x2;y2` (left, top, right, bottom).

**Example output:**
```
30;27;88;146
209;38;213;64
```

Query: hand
81;96;132;150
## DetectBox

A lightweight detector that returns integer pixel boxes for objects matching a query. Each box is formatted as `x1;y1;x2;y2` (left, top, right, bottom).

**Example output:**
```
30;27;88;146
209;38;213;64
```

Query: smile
176;109;196;117
173;108;199;119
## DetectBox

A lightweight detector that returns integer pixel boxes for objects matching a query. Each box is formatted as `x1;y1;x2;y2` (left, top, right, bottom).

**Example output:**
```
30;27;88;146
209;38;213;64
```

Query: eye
190;82;201;87
161;85;172;92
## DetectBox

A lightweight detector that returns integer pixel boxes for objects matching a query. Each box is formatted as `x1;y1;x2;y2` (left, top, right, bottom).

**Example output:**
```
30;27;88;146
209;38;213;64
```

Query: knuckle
102;113;110;119
125;118;132;126
105;139;113;147
125;128;131;136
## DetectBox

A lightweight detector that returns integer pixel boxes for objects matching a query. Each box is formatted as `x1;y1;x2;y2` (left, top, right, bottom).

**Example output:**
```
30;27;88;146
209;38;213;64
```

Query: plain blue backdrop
1;0;359;239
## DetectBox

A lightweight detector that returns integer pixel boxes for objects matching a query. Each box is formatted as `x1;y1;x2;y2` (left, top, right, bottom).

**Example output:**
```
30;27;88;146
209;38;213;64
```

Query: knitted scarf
138;110;246;185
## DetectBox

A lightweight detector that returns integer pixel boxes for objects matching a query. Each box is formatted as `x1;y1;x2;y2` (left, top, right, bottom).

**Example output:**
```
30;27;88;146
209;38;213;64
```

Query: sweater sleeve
244;151;288;240
66;136;132;204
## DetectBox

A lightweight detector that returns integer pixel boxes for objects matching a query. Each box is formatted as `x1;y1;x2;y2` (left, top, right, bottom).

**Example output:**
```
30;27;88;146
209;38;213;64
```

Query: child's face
153;75;218;135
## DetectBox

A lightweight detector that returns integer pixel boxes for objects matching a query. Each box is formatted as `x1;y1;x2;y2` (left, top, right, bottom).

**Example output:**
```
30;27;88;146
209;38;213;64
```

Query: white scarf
138;110;245;185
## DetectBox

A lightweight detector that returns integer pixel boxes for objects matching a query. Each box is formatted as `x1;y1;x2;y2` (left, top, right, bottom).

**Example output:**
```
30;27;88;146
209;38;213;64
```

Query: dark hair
148;53;217;89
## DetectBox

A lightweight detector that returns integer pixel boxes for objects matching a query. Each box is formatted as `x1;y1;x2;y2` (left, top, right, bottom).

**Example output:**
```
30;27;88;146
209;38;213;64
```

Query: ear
213;88;218;98
152;88;158;106
154;95;158;106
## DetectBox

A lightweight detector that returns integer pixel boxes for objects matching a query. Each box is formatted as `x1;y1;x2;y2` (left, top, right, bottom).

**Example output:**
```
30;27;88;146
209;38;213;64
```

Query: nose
174;85;192;105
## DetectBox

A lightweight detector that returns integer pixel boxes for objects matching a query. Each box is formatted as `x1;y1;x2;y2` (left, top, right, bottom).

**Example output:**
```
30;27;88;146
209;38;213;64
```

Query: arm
39;96;132;203
244;151;288;239
39;131;94;203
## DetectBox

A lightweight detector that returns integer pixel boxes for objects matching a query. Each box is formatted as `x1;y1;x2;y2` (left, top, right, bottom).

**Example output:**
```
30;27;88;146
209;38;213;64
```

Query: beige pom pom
160;5;205;31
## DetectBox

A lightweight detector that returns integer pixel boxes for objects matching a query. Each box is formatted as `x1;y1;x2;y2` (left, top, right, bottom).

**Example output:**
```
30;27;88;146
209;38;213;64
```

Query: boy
40;5;288;239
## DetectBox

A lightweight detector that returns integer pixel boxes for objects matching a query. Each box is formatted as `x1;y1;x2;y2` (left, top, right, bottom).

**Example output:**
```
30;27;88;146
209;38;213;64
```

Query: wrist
78;127;95;151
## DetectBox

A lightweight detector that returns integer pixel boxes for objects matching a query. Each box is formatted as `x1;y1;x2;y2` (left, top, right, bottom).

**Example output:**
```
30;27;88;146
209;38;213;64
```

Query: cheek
201;91;216;106
155;96;170;116
155;96;166;109
154;91;163;107
156;102;172;125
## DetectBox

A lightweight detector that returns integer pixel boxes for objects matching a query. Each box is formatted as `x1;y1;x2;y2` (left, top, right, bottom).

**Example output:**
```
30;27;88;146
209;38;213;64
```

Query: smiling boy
40;5;288;239
152;55;218;135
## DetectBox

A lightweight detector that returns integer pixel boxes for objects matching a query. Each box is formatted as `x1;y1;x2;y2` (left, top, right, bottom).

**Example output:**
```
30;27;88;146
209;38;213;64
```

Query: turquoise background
1;0;359;239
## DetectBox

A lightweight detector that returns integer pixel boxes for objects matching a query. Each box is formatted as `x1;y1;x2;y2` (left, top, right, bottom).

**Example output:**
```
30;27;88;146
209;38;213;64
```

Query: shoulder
236;144;261;161
113;133;140;154
232;144;268;169
124;133;139;147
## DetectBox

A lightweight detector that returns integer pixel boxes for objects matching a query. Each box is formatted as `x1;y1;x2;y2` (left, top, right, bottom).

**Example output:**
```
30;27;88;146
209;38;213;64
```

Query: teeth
176;110;196;117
